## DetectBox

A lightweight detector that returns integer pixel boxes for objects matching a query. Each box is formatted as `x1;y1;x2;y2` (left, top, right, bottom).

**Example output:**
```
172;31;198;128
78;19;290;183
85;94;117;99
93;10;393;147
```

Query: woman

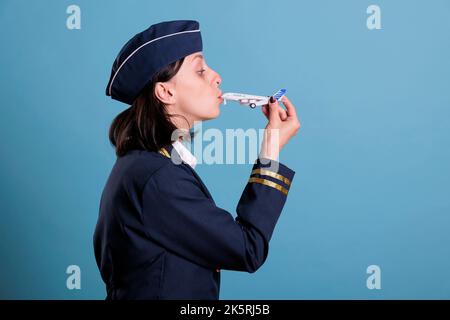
94;20;301;300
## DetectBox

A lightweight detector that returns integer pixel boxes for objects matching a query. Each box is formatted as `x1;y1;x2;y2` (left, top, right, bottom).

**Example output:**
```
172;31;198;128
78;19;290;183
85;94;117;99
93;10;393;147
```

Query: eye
197;69;206;75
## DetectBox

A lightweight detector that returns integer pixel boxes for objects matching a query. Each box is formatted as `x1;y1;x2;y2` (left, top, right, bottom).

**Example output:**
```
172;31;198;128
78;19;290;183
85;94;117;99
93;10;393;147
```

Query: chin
212;106;221;118
202;106;220;120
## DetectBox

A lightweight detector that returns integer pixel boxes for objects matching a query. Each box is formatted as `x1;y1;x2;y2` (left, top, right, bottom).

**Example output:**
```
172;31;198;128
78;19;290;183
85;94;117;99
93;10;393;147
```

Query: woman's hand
260;96;301;161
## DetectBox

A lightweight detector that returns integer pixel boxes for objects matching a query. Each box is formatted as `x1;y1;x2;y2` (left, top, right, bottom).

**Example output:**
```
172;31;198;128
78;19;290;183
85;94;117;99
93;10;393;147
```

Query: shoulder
135;148;203;196
114;147;198;185
147;157;199;192
108;149;176;192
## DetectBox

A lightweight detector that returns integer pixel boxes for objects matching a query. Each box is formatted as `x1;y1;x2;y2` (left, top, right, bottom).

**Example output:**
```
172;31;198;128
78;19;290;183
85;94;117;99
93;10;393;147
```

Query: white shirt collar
172;139;197;169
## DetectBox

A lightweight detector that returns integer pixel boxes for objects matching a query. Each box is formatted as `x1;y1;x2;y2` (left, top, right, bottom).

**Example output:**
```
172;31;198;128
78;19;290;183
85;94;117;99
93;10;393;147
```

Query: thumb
268;96;281;122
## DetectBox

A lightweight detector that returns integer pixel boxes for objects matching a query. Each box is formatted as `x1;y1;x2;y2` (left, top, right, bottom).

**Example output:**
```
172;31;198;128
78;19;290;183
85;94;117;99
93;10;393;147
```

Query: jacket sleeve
141;158;295;273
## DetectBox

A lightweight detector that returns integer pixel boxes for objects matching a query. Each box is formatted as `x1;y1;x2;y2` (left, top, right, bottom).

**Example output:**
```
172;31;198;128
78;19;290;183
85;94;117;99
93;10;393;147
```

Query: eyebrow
192;54;204;62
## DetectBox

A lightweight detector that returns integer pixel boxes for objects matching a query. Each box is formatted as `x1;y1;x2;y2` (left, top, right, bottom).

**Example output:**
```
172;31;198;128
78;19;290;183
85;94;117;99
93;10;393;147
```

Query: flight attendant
94;20;301;300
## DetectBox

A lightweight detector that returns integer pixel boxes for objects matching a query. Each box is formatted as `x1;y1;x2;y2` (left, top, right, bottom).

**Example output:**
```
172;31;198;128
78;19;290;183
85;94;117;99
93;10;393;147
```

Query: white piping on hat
108;29;201;98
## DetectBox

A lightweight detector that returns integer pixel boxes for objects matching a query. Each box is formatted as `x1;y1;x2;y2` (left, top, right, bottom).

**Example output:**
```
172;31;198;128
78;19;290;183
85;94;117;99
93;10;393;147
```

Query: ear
154;81;176;105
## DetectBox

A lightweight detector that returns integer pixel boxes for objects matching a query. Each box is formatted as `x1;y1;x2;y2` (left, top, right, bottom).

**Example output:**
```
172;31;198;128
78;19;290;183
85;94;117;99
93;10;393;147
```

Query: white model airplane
221;88;286;108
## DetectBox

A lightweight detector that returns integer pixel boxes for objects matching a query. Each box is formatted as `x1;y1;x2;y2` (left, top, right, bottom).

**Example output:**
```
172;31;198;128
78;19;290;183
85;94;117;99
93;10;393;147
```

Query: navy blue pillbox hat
106;20;202;105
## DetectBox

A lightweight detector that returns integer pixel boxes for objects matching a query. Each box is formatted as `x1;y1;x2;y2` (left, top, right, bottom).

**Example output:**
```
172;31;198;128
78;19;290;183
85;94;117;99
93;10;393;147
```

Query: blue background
1;0;449;299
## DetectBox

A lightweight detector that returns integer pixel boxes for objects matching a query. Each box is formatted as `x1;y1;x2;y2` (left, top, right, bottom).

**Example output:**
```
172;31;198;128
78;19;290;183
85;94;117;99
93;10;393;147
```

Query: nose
213;71;222;87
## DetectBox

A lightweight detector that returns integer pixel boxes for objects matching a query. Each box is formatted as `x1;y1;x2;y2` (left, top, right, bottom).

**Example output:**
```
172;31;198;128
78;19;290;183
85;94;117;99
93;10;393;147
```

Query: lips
217;91;223;99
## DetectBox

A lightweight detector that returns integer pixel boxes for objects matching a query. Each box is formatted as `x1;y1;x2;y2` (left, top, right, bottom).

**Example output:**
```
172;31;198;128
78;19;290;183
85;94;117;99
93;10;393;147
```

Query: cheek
180;77;203;100
180;79;215;112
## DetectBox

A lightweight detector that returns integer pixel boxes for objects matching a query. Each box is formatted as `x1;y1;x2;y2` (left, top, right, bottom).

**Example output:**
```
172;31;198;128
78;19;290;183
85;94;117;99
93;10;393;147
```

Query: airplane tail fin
272;88;287;101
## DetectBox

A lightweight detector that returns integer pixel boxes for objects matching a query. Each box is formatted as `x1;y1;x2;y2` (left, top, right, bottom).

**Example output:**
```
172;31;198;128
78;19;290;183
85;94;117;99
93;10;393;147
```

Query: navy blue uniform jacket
94;144;295;299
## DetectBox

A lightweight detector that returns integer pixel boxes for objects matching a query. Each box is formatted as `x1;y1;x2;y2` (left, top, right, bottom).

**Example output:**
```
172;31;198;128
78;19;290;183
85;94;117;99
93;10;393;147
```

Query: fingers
268;96;281;122
278;106;287;120
280;96;297;118
261;105;269;119
262;104;286;121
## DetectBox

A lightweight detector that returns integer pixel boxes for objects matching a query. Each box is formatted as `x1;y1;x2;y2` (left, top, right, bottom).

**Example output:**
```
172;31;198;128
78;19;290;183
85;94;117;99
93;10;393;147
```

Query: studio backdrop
1;0;449;299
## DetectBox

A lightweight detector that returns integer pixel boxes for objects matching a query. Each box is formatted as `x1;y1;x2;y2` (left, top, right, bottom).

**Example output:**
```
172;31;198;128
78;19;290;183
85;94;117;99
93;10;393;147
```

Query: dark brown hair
109;58;193;157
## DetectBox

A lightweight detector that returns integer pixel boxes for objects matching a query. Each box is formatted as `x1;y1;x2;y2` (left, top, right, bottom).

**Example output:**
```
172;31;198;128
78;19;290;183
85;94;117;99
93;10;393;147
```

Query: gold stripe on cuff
248;177;289;196
158;147;171;159
251;168;292;187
